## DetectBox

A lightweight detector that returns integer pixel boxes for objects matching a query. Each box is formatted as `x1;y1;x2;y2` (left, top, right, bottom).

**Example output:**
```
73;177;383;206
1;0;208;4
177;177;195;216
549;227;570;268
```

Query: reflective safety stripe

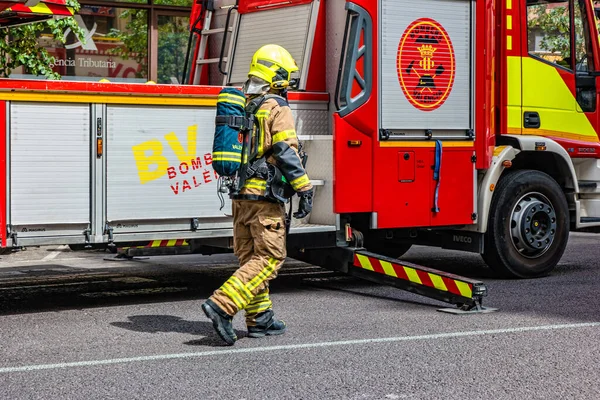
247;258;279;292
213;151;242;162
256;110;271;118
244;300;272;315
217;93;246;108
290;174;310;190
272;129;297;143
245;291;272;315
244;178;267;190
221;282;245;309
256;110;271;158
229;276;253;303
250;292;270;303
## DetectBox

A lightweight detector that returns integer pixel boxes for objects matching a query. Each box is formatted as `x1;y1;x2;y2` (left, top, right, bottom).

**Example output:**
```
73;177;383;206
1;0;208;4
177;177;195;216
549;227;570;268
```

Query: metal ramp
349;250;496;314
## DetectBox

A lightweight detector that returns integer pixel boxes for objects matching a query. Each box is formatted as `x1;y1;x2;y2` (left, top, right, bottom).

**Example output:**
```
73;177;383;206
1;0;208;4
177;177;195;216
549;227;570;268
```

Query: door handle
524;111;541;129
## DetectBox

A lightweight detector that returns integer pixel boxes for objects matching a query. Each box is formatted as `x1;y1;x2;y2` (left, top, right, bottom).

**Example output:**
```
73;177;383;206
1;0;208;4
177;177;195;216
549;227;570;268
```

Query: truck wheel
482;169;569;278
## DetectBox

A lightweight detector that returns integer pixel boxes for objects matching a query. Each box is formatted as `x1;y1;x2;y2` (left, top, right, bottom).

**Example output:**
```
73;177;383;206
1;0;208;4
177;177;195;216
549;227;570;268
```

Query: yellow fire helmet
247;44;299;91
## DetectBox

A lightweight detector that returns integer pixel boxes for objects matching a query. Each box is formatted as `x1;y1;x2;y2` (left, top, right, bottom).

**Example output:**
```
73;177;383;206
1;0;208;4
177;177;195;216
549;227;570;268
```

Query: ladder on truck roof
190;0;236;85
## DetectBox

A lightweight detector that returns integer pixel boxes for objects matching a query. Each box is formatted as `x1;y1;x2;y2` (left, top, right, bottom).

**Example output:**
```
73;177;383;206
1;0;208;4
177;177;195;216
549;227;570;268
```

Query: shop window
157;14;190;83
10;6;149;82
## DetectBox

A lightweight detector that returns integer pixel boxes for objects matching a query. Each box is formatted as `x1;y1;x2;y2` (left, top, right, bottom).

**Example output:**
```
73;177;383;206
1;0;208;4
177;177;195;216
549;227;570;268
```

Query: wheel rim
510;192;557;259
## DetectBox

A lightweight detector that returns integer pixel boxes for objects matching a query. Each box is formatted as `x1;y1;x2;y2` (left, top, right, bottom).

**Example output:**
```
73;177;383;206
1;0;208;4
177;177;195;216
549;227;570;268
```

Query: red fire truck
0;0;597;310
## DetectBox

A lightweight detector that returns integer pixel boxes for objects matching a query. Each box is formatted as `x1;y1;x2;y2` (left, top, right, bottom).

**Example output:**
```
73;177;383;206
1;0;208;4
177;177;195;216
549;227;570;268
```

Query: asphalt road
0;233;599;399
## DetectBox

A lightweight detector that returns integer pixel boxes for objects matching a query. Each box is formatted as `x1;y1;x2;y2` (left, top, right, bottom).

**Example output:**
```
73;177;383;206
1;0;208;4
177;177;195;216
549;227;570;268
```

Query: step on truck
0;0;599;307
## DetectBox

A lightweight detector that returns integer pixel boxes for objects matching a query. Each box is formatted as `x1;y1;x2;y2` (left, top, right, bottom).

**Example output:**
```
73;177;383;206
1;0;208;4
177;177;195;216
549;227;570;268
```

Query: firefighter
202;44;313;346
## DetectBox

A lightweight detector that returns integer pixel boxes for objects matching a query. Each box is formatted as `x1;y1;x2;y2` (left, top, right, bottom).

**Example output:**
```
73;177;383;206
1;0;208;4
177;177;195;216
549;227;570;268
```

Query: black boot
201;299;237;346
247;309;286;338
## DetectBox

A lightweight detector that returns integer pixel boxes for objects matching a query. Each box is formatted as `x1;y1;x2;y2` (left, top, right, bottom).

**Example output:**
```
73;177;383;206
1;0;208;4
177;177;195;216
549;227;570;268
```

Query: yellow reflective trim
506;36;512;51
493;146;507;157
455;281;473;298
244;178;266;188
217;93;246;108
222;283;245;309
506;15;512;30
404;267;422;285
0;92;217;106
167;239;177;247
244;184;266;190
213;152;242;162
290;174;310;190
272;129;297;143
245;302;272;315
151;241;161;248
379;260;397;278
506;0;511;10
379;141;473;148
28;3;52;14
428;274;448;292
255;111;270;158
247;258;279;291
230;276;253;302
213;151;241;157
249;293;270;304
214;157;241;163
356;254;374;271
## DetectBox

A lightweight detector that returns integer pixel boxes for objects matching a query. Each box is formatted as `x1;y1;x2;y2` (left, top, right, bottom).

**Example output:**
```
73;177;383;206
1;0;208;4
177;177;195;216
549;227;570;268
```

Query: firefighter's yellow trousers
209;199;286;325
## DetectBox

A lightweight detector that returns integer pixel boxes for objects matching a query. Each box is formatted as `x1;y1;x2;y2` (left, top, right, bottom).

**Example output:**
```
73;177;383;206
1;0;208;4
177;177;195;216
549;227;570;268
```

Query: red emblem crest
397;18;455;112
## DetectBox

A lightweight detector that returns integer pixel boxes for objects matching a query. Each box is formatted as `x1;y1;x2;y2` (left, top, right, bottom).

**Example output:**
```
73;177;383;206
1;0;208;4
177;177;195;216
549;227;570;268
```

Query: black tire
482;169;569;278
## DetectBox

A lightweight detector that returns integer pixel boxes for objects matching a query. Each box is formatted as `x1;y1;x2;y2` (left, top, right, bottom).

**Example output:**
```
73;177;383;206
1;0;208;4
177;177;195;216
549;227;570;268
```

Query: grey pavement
0;233;599;399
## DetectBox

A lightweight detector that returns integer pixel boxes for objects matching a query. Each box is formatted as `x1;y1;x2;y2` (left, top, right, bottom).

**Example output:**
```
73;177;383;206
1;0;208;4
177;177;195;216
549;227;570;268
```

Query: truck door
374;0;477;229
519;0;600;153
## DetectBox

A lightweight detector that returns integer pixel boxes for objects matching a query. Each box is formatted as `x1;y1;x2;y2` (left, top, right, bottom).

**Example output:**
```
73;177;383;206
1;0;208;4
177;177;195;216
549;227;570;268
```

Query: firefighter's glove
293;188;313;219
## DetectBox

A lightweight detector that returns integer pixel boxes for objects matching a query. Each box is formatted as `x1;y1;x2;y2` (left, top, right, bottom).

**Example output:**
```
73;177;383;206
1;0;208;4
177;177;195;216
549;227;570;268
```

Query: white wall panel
10;102;90;226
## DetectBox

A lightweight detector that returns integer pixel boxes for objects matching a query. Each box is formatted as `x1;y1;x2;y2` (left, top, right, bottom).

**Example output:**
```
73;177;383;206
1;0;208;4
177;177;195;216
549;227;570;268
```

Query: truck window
574;0;596;111
574;0;594;73
527;1;571;70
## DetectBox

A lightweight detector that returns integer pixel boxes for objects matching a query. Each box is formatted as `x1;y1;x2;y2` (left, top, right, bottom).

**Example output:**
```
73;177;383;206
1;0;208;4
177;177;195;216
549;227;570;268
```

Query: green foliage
157;17;189;83
528;4;572;57
527;3;586;65
107;9;149;79
0;0;85;79
108;1;190;83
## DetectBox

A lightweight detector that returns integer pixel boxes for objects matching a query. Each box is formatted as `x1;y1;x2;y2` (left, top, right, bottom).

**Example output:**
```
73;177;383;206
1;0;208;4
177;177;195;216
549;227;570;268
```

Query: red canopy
0;0;73;27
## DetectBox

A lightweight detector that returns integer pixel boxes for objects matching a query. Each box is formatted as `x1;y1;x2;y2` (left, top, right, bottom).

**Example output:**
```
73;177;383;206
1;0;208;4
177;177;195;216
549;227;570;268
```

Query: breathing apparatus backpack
212;88;298;204
212;87;247;177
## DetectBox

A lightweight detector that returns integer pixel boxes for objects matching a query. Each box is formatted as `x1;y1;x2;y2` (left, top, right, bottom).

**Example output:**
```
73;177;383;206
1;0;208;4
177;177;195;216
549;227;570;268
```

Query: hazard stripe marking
428;273;447;292
379;260;398;278
355;254;374;271
353;253;476;300
455;281;473;298
404;267;421;285
442;277;462;297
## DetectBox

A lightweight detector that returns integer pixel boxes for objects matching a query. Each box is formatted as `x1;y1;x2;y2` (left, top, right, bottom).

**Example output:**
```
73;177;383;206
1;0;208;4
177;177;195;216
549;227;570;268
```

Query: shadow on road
110;314;243;347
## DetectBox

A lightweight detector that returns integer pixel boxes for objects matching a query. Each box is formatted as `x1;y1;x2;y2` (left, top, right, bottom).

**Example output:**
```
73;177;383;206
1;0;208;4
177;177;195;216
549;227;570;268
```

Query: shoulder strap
245;94;289;116
263;94;289;107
